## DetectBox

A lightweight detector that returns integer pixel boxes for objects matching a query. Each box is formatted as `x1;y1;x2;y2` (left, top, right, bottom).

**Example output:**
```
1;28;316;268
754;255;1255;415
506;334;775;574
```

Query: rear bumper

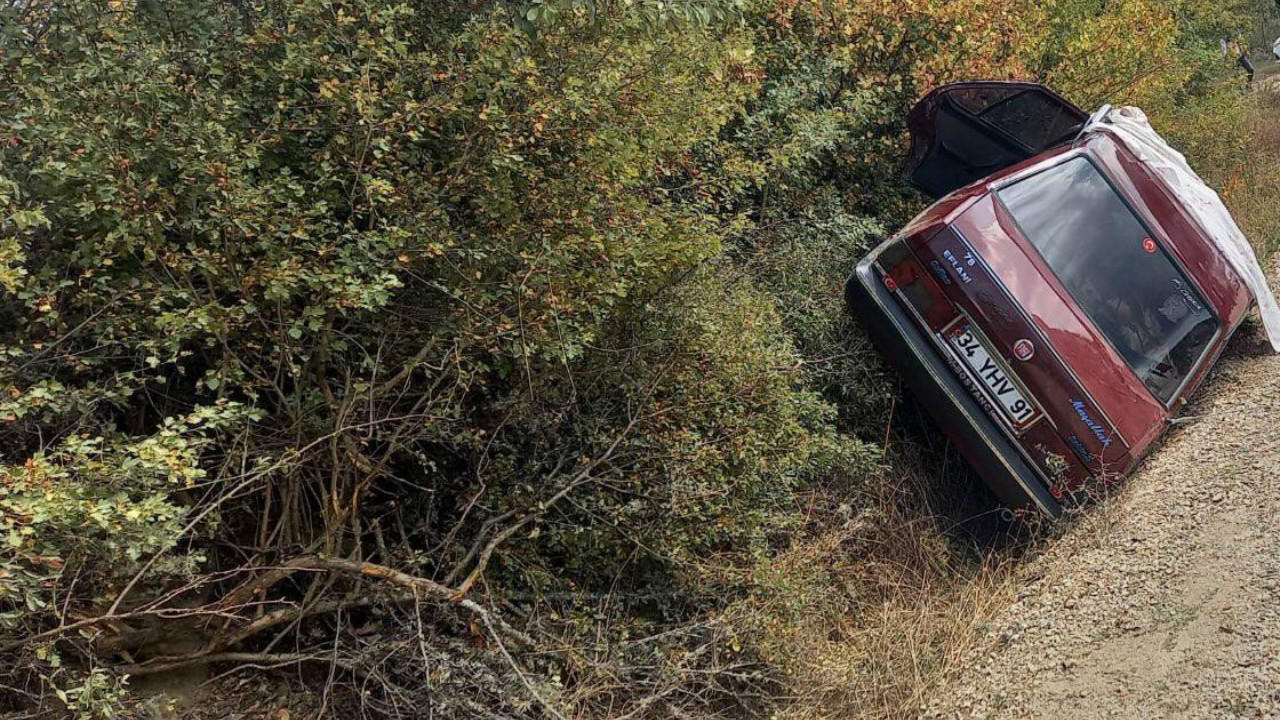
846;240;1063;518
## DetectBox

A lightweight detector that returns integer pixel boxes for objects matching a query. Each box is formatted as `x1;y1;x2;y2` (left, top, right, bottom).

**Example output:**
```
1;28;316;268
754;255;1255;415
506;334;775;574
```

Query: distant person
1224;35;1256;82
1239;49;1256;82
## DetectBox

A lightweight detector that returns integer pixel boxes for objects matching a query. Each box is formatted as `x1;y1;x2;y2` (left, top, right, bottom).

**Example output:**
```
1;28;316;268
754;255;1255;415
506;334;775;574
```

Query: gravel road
925;295;1280;718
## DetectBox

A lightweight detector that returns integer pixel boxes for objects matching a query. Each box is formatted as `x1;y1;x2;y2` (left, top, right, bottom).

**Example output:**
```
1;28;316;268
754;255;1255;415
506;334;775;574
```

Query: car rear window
998;157;1219;404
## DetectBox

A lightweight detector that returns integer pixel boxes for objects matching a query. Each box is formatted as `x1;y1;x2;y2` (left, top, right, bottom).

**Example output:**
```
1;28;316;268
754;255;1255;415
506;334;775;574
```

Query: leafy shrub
740;199;896;431
0;404;249;617
0;0;1272;717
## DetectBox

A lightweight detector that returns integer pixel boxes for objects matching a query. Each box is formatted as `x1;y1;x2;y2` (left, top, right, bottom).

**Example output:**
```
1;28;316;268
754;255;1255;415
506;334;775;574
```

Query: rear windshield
998;157;1218;404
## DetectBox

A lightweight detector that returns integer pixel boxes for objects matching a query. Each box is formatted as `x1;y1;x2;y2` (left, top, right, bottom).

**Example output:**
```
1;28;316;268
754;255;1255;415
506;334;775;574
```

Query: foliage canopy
0;0;1271;716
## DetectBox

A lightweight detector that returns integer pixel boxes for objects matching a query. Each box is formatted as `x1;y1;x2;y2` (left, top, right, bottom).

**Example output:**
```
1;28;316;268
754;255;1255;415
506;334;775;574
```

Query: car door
903;82;1089;199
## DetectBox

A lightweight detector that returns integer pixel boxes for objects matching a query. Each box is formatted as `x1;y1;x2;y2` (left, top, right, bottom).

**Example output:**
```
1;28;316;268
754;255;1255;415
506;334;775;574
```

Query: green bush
0;0;1271;717
0;2;867;714
741;200;895;432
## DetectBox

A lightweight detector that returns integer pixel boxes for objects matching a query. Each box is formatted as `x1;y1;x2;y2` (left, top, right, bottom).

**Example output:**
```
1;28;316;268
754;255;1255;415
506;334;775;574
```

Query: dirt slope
925;298;1280;718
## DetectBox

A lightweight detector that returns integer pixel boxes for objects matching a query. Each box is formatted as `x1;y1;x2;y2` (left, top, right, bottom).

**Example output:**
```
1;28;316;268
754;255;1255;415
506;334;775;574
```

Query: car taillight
878;241;957;332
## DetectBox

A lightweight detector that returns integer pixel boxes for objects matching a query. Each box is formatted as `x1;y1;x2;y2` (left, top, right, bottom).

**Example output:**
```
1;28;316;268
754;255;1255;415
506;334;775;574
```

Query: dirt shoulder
924;299;1280;718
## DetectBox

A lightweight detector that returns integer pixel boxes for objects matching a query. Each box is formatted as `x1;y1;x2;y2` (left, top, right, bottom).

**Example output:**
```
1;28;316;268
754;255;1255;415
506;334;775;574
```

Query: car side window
949;86;1020;115
977;91;1085;150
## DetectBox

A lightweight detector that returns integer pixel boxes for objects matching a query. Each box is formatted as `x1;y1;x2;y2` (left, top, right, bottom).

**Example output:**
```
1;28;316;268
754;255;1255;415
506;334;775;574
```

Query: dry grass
772;565;1021;720
737;453;1030;720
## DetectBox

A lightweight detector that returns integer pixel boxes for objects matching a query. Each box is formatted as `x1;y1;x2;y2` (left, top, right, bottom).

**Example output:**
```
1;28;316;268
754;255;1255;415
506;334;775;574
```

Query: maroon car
847;82;1253;517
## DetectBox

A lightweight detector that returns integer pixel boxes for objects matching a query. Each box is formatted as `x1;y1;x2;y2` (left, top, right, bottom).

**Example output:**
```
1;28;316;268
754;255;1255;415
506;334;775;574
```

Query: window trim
993;152;1222;409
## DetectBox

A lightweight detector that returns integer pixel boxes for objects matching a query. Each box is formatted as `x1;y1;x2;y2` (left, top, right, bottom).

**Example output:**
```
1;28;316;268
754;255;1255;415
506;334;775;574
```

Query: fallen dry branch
118;651;356;677
291;554;536;647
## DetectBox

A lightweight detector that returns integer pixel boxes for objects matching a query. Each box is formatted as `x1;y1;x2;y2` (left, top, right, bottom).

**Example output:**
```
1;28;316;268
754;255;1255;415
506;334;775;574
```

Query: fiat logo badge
1013;338;1035;361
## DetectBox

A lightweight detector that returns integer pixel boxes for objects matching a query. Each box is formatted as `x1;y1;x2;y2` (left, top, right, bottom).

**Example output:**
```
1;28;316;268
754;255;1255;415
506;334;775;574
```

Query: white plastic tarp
1084;106;1280;352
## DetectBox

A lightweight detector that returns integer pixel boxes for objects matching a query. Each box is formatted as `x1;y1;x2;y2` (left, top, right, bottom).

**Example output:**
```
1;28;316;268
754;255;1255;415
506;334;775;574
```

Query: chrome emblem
1013;338;1035;361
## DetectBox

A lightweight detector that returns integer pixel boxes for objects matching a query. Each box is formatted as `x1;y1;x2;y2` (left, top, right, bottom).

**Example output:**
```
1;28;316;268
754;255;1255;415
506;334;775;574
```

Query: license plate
942;321;1040;430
